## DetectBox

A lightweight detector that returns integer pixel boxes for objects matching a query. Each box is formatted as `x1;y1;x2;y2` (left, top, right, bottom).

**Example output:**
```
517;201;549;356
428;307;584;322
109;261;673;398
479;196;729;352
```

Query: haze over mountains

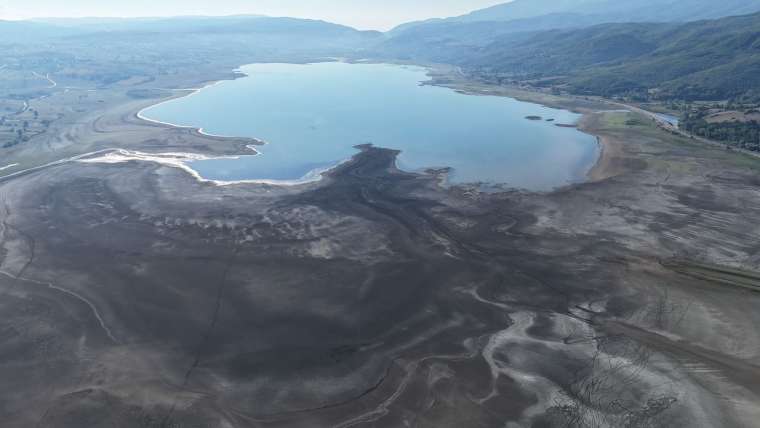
2;2;760;426
2;0;760;102
391;0;760;33
454;0;760;23
379;0;760;102
33;15;376;37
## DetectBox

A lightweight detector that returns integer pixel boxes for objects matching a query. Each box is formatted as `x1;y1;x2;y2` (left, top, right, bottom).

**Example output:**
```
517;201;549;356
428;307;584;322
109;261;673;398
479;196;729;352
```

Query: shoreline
130;61;606;192
428;65;760;171
135;79;258;141
423;66;619;183
128;70;345;187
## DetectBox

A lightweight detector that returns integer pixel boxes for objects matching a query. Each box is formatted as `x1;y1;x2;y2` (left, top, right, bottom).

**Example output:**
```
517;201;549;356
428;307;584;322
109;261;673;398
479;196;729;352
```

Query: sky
0;0;510;30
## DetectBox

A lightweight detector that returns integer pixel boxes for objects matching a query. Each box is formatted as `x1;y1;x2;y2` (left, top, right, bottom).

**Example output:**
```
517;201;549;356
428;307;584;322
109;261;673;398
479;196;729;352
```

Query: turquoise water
142;62;599;190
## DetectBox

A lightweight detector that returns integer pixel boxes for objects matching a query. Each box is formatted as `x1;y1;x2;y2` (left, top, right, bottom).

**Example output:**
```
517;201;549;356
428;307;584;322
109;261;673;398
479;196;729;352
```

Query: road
0;149;117;183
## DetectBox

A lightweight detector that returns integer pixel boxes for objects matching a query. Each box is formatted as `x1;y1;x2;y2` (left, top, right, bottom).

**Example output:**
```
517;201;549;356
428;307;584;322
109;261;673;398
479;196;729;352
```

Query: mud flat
0;71;259;180
0;69;760;428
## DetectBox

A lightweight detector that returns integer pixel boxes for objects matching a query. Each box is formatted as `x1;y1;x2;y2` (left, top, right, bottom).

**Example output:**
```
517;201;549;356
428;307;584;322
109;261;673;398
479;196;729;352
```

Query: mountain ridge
392;0;760;37
376;10;760;102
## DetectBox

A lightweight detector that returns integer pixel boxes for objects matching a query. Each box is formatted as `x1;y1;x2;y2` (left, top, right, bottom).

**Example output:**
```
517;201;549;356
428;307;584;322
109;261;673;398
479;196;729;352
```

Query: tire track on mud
0;188;118;344
160;247;239;428
0;269;119;344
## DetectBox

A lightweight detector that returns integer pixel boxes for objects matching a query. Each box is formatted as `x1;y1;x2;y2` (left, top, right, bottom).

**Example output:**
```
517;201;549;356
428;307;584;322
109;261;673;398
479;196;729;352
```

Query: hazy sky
0;0;510;30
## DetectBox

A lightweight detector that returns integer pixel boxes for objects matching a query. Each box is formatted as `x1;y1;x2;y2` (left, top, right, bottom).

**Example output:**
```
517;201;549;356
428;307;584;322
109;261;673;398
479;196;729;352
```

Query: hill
5;16;380;43
0;16;382;88
475;12;760;101
455;0;760;23
382;13;600;60
46;16;371;37
378;11;760;102
0;20;84;43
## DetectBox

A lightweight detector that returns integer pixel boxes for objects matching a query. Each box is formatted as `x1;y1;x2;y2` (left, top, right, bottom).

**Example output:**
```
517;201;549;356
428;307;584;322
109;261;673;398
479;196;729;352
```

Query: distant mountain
380;13;602;61
32;15;266;27
455;0;760;23
31;16;376;38
378;1;760;102
0;20;83;43
387;0;592;33
455;0;605;22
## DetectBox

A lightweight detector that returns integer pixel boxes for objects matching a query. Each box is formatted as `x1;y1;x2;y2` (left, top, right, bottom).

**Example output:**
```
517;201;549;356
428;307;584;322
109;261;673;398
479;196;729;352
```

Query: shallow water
142;62;599;190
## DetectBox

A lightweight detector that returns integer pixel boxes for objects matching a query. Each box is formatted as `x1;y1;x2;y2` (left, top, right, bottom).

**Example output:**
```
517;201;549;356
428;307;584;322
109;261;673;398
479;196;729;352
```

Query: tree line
681;109;760;152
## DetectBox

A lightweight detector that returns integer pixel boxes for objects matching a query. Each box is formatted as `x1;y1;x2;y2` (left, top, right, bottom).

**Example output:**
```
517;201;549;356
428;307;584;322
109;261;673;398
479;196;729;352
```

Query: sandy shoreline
428;68;760;179
586;135;621;182
579;115;626;182
79;148;347;187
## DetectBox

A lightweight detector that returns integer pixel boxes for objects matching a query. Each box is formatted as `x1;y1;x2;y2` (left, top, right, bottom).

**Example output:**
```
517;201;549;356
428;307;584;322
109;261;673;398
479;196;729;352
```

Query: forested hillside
392;0;760;37
377;12;760;103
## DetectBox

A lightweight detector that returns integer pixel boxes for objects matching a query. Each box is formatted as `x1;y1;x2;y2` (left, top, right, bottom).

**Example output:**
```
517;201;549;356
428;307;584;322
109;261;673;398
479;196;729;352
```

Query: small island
525;115;543;120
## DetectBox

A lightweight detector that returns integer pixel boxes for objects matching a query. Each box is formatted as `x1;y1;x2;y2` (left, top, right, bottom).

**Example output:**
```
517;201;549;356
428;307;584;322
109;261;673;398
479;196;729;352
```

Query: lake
141;62;599;190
